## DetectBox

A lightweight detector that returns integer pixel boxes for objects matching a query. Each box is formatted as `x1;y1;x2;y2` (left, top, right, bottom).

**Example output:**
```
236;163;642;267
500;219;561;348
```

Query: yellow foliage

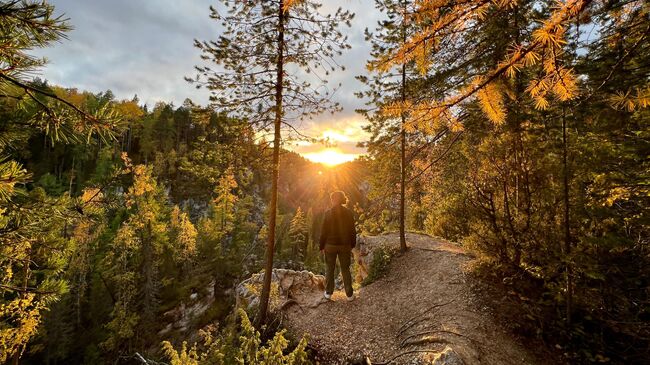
114;100;144;121
130;165;156;197
525;67;578;109
477;82;506;125
370;0;592;139
610;87;650;111
52;86;86;108
0;294;45;363
492;0;519;9
80;187;104;216
605;187;631;207
551;68;578;101
171;206;198;262
283;0;303;12
414;40;431;75
381;100;413;119
448;117;465;132
534;96;550;110
162;341;200;365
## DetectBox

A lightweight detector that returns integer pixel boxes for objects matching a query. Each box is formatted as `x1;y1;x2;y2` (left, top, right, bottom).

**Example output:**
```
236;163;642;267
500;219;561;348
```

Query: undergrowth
161;309;311;364
362;245;397;286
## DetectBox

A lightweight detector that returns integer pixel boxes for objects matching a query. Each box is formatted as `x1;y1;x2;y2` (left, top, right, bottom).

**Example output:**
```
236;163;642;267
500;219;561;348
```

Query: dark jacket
319;205;356;250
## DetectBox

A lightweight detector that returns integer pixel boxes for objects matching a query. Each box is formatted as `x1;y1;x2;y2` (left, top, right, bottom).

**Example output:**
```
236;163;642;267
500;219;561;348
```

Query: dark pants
324;245;353;297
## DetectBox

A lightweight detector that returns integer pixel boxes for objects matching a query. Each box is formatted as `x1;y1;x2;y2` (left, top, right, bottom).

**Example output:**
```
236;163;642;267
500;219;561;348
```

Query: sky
33;0;383;163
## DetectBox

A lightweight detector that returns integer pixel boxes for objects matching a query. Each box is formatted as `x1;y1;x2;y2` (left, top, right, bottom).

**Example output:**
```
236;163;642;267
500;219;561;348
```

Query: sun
303;148;357;166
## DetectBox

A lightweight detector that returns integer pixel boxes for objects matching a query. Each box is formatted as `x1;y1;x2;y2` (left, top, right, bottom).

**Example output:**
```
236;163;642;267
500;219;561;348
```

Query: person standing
319;191;357;301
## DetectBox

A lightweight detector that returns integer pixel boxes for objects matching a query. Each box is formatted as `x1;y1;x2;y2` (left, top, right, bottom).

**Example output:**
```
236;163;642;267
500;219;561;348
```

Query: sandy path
283;233;547;364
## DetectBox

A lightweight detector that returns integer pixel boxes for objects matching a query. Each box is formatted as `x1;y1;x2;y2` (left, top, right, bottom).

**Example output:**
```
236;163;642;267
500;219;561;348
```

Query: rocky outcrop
236;269;326;310
233;235;387;311
354;233;397;283
158;280;217;336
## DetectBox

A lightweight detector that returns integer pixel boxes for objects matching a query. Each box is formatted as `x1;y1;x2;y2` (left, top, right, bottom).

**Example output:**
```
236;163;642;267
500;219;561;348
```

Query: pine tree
0;2;118;361
189;0;353;324
358;0;420;252
288;207;308;261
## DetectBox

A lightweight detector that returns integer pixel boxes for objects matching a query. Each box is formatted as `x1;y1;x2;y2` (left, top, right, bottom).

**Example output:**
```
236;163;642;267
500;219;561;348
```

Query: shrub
161;309;310;365
362;245;396;285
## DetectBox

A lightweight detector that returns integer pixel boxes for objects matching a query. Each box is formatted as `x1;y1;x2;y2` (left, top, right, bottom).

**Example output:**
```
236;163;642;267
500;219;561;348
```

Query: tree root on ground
372;349;443;365
397;316;433;337
400;336;449;348
280;299;304;312
400;329;482;348
397;300;455;335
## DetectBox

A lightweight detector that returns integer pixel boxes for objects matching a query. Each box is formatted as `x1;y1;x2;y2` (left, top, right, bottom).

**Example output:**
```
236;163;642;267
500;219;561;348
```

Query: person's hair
330;191;348;205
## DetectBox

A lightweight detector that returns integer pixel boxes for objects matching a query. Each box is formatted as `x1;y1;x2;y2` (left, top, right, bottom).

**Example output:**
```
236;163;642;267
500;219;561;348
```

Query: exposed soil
282;232;561;364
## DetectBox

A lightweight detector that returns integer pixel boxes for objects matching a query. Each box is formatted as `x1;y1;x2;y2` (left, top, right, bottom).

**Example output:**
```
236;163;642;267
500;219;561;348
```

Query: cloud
33;0;382;154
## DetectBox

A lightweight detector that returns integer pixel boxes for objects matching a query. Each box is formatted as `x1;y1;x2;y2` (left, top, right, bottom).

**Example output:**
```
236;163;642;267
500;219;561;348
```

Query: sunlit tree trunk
258;0;285;325
399;64;407;252
399;0;408;253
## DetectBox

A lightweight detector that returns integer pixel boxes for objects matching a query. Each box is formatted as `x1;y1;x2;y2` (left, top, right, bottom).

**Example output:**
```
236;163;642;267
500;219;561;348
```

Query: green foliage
288;207;308;261
356;0;433;242
101;163;170;351
1;15;355;362
161;309;310;365
402;0;650;362
362;245;396;286
0;1;123;360
5;0;647;363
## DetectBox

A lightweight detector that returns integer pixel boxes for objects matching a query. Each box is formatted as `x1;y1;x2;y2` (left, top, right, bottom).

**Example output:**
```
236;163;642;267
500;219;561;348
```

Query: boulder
237;269;326;310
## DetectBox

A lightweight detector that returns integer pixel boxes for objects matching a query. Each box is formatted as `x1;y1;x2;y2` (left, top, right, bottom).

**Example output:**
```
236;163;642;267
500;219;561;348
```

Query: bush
362;245;395;285
161;309;310;365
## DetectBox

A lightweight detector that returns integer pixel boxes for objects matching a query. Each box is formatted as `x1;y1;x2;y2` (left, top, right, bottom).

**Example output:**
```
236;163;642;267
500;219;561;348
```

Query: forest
0;0;648;364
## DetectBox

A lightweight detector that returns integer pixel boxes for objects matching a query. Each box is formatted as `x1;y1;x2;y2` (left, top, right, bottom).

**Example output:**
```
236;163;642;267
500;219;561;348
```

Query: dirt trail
283;233;549;364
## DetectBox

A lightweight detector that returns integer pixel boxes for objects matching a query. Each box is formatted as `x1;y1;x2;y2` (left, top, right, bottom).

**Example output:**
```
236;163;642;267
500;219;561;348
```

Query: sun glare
303;148;357;166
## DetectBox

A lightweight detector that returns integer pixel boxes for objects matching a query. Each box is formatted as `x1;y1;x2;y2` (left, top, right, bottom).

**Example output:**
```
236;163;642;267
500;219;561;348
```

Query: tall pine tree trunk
258;0;285;325
399;1;408;253
399;64;407;253
562;107;573;325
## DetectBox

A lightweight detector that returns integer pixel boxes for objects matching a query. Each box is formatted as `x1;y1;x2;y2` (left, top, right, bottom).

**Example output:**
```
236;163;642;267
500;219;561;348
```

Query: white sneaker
346;295;355;302
323;292;332;300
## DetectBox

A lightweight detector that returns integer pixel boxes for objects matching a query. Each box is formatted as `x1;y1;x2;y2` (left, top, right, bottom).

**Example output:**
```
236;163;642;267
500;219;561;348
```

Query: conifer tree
170;205;198;274
358;0;427;252
288;207;307;261
213;171;238;232
0;1;118;361
402;0;649;360
189;0;353;324
102;163;169;354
